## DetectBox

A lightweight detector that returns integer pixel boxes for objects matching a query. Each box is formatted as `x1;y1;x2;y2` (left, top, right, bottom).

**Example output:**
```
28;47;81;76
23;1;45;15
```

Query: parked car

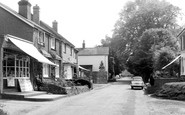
130;76;144;89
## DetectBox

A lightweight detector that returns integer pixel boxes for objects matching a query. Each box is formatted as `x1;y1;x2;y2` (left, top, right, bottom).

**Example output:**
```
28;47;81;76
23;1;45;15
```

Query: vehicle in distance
130;76;144;89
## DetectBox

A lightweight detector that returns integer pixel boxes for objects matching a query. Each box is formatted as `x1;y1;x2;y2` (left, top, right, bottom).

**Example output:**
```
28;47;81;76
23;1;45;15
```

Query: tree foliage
101;0;181;77
127;28;179;82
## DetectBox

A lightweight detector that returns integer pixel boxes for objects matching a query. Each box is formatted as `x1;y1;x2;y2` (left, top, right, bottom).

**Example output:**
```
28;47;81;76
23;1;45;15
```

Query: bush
0;109;7;115
39;79;90;95
154;82;185;100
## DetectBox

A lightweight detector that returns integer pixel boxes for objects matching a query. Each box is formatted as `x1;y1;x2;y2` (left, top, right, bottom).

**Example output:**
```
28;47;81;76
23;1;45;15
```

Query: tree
154;47;179;77
101;0;181;77
127;28;179;82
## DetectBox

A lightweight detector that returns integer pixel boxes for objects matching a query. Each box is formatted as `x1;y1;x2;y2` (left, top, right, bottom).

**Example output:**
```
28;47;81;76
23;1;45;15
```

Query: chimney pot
52;20;58;32
18;0;31;20
82;40;85;48
33;4;40;24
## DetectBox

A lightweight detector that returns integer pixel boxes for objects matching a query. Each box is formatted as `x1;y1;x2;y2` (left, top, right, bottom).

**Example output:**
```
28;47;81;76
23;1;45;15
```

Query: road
1;78;185;115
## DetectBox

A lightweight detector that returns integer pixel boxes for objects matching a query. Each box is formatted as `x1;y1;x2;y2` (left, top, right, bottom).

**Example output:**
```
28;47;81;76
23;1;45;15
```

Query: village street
1;78;185;115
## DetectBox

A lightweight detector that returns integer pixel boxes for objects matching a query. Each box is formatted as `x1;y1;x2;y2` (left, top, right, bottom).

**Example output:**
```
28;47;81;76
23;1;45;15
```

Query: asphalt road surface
1;77;185;115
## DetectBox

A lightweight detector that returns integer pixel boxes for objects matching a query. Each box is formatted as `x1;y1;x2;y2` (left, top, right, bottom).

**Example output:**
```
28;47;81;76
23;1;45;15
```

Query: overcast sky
0;0;185;48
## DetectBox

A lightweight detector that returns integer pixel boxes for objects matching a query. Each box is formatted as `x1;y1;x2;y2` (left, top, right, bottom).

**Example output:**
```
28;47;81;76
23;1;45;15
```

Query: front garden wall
155;82;185;100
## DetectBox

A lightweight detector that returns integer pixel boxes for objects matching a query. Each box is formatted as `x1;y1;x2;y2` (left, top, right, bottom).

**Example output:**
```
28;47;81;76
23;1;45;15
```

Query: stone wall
92;71;108;84
145;78;179;94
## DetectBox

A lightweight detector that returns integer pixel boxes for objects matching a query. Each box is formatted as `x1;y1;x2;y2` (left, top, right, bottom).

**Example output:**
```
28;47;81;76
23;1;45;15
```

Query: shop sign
7;78;15;87
18;79;33;92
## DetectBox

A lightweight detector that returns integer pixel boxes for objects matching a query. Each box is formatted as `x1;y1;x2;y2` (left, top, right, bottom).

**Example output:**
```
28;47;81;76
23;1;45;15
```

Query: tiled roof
78;47;109;56
40;21;75;47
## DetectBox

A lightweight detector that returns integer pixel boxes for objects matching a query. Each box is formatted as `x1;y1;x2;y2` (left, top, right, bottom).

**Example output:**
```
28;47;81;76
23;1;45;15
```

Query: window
55;61;60;78
75;52;77;59
38;31;45;45
3;52;30;78
64;44;67;53
43;64;49;78
51;37;55;50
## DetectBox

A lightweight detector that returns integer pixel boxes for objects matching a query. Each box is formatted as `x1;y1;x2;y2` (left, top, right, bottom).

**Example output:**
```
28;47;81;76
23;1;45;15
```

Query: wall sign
18;79;33;92
7;78;15;87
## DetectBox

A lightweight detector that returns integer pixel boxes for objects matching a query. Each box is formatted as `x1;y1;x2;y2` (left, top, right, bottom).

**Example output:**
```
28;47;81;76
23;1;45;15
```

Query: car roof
132;76;142;80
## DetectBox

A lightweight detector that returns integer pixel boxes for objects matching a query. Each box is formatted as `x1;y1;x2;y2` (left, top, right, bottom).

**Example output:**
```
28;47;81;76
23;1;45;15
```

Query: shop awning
79;66;90;71
7;35;57;66
162;55;181;70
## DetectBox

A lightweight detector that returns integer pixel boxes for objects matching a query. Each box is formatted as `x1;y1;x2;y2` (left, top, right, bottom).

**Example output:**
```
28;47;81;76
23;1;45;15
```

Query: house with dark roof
0;0;78;93
77;41;109;83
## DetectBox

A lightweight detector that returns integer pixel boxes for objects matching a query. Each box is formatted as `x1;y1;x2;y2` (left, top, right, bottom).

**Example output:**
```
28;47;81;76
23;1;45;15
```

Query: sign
18;79;33;92
7;78;15;87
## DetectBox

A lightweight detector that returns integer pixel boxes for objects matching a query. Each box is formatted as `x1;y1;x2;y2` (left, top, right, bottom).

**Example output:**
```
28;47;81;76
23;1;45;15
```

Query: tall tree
101;0;181;75
127;28;179;82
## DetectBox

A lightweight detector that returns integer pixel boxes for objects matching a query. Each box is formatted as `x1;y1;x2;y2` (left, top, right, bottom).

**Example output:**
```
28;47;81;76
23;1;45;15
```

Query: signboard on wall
7;78;15;87
18;79;33;92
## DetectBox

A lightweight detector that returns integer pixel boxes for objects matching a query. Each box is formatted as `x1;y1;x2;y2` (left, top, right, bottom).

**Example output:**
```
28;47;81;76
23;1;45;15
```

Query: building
0;0;77;93
77;41;109;83
177;29;185;76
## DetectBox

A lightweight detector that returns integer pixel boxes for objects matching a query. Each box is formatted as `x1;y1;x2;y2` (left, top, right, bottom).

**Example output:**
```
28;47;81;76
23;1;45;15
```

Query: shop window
51;37;56;50
43;64;49;78
38;31;45;46
3;53;30;78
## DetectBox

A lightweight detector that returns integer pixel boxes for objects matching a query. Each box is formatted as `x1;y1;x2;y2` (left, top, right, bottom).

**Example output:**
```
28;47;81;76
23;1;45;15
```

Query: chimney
52;20;58;32
18;0;32;20
33;4;40;24
82;40;85;48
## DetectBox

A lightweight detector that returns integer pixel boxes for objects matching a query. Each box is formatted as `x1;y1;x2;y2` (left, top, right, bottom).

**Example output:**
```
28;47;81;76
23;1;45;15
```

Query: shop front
0;35;57;93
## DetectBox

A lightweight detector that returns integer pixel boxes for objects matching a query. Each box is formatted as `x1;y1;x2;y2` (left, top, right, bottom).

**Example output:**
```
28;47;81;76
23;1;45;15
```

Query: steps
1;91;67;101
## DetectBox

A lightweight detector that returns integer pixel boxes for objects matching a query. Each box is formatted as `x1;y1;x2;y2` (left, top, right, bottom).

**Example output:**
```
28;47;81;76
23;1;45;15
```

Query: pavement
2;77;185;115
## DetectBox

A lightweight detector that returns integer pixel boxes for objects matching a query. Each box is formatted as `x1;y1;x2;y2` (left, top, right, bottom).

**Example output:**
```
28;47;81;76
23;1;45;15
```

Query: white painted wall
78;55;108;72
64;64;73;79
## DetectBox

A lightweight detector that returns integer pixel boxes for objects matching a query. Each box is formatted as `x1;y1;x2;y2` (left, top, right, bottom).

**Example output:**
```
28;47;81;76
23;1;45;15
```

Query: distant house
77;41;109;83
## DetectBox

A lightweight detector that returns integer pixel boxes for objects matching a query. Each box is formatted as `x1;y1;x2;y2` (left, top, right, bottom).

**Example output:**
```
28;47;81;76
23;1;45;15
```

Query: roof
0;2;51;34
0;1;75;48
78;47;109;56
40;21;75;47
177;28;185;38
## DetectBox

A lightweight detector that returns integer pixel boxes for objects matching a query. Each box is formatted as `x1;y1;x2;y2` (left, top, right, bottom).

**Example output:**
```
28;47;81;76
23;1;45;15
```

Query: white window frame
51;37;56;50
43;64;49;78
55;61;60;78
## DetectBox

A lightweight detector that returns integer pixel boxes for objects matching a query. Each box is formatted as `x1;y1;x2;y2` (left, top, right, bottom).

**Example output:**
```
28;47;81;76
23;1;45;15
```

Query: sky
0;0;185;48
